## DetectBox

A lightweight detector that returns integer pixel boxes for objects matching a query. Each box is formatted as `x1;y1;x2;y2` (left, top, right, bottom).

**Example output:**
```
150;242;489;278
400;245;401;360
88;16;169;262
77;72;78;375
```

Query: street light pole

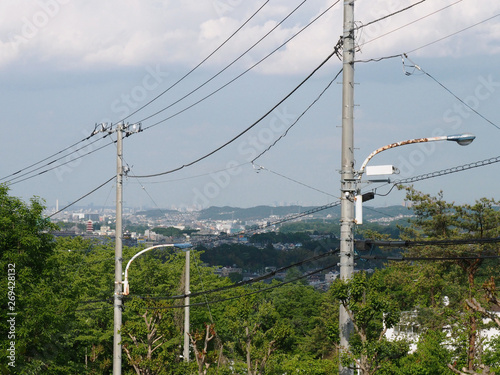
354;133;476;225
339;0;355;374
121;243;192;362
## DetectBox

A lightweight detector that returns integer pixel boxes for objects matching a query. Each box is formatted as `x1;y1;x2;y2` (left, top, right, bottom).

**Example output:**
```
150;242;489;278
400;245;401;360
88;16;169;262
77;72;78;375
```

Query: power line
75;247;340;310
9;0;340;187
357;0;428;30
75;262;338;312
3;2;336;186
139;263;339;311
363;154;500;201
48;175;115;218
0;127;112;183
403;54;500;131
139;1;341;133
357;0;466;51
134;0;311;126
253;164;339;199
6;135;114;185
393;155;500;185
129;162;251;185
251;67;343;164
357;237;500;249
118;0;271;124
356;9;498;63
405;13;500;55
133;45;341;179
129;248;340;301
360;255;500;262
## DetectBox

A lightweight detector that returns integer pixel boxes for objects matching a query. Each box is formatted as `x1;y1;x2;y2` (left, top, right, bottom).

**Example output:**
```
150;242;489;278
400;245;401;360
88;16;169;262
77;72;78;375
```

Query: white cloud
0;0;499;72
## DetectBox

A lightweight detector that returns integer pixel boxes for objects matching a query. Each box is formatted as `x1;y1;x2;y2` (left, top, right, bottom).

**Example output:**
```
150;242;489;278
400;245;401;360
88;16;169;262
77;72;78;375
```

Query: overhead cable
360;255;500;262
139;1;341;133
133;45;341;178
6;135;113;185
250;67;343;164
9;140;116;186
75;262;338;312
357;0;428;30
47;175;116;218
394;155;500;185
357;0;466;50
405;13;500;55
131;248;340;301
0;130;110;183
117;0;271;124
403;54;500;131
253;164;339;199
139;263;339;310
135;0;311;125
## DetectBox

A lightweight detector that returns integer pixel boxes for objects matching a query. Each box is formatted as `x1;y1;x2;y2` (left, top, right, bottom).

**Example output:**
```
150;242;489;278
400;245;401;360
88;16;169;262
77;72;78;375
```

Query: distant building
325;271;339;284
85;213;100;222
220;267;242;277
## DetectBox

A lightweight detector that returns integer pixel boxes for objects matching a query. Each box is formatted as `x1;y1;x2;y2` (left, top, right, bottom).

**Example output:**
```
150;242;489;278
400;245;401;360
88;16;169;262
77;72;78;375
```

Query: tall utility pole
339;1;355;375
183;250;190;362
113;123;124;375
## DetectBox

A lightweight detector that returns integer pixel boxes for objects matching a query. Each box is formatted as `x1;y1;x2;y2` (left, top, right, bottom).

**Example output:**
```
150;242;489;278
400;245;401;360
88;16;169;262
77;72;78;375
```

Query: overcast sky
1;0;500;212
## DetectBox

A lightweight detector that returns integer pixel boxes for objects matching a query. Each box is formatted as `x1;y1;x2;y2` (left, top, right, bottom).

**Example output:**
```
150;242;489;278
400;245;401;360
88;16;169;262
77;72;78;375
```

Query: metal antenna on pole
339;1;356;374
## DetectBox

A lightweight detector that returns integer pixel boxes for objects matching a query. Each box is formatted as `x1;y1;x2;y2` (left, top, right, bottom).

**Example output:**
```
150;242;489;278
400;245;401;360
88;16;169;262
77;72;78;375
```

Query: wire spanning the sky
117;0;272;125
3;0;341;189
133;45;341;179
139;0;341;133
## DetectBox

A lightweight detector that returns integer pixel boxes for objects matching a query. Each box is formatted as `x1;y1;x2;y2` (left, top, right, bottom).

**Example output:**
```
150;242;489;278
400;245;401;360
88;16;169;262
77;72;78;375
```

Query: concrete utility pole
184;249;190;362
114;123;124;375
339;1;355;375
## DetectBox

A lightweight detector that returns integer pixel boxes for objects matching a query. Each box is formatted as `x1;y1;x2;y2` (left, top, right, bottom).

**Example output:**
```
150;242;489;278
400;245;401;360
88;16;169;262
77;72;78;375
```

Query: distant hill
135;208;185;219
133;204;412;223
198;204;412;222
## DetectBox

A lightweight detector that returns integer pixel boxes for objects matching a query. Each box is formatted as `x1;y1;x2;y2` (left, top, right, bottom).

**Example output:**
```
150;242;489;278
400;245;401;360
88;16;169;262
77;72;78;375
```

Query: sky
1;0;500;213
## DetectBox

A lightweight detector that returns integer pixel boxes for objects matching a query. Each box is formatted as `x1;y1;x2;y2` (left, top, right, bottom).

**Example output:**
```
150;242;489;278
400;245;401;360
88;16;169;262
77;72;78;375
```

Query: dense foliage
0;185;499;375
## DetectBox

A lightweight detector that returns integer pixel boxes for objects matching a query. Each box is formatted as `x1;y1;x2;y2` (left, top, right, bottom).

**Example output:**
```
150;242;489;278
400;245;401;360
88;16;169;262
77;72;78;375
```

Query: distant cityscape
46;203;414;242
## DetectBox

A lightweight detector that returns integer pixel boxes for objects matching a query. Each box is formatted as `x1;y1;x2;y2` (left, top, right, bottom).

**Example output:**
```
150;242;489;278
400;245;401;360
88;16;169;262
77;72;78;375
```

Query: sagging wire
252;164;339;199
140;262;339;311
133;45;341;179
402;54;500;131
250;66;343;164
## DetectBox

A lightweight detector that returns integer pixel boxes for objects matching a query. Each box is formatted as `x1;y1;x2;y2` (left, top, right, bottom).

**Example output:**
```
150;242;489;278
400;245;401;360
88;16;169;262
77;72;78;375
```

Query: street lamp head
446;133;475;146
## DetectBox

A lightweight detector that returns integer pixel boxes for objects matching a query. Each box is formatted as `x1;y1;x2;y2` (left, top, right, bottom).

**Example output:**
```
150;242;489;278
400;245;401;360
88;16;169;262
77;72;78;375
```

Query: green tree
220;291;293;375
330;271;408;375
400;187;500;372
0;186;82;374
380;329;452;375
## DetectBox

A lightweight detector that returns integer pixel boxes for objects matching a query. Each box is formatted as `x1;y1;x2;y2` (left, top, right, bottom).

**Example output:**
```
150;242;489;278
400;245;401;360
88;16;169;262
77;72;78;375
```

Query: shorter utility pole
113;122;124;375
184;249;190;362
91;121;142;375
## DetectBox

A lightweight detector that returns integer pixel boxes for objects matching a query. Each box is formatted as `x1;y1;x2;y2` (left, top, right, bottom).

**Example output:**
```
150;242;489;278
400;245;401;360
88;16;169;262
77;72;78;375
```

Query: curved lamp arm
123;242;192;295
358;133;475;176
